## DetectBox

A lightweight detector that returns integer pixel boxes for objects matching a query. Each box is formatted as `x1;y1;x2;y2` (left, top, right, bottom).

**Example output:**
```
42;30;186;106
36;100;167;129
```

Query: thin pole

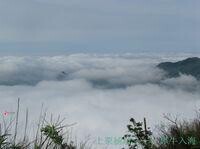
14;98;20;144
23;108;28;142
144;117;147;135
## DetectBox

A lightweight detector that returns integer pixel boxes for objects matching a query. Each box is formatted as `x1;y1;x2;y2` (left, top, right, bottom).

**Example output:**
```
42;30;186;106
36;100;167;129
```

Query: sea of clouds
0;53;200;148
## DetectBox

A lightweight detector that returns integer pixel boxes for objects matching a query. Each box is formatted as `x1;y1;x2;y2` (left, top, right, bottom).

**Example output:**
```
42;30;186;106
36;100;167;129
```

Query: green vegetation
0;99;92;149
1;99;200;149
123;114;200;149
122;118;153;149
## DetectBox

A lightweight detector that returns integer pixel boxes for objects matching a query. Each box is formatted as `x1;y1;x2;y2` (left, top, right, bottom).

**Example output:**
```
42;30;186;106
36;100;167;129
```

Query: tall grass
123;113;200;149
0;99;92;149
155;113;200;149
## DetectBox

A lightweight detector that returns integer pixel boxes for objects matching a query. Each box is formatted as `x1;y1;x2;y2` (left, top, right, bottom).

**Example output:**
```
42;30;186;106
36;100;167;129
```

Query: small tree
122;118;153;149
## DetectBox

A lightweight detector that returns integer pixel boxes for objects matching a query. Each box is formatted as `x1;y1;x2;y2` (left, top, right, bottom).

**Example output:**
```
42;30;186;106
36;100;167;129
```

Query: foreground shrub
156;114;200;149
123;113;200;149
122;118;153;149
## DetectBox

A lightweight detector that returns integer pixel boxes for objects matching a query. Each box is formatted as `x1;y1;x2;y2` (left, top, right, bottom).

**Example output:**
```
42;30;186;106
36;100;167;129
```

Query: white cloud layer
0;53;200;148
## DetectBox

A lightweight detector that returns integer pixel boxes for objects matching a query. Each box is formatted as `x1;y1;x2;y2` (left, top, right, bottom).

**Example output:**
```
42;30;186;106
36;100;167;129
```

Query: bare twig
23;108;28;142
14;98;20;144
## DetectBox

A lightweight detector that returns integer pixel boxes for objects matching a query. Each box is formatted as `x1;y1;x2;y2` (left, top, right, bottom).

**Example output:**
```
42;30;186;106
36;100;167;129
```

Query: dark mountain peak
157;57;200;79
185;57;200;61
57;71;68;80
177;57;200;64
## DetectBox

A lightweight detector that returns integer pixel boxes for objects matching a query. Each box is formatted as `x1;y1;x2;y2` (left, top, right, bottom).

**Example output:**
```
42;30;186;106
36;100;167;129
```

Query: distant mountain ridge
157;57;200;79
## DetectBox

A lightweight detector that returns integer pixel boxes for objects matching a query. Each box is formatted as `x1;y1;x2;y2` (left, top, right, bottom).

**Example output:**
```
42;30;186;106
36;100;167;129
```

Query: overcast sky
0;0;199;54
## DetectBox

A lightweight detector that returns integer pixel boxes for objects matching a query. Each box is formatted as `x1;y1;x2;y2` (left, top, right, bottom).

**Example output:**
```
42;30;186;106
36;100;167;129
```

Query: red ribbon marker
3;111;9;116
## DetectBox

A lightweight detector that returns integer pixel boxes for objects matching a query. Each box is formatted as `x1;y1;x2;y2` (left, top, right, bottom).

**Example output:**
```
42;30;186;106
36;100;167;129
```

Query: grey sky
0;0;199;54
